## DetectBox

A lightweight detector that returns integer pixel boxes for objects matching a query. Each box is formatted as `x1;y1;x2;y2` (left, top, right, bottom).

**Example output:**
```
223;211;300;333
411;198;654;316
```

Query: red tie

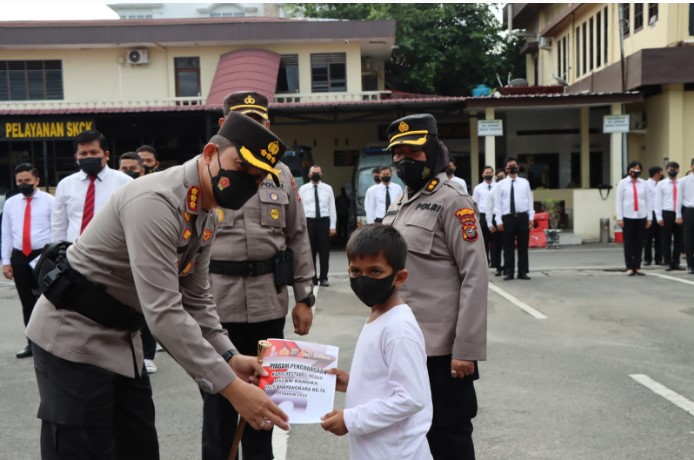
81;177;96;234
632;180;638;212
672;180;677;211
22;196;32;256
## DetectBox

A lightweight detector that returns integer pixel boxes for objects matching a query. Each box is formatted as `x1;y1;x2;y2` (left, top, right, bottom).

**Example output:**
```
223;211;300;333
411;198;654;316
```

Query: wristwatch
222;348;240;363
299;293;316;307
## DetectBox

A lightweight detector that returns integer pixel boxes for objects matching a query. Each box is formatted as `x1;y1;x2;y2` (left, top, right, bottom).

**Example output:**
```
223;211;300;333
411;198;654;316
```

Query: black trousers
502;213;530;276
336;213;349;244
202;318;285;460
684;207;694;268
307;217;331;282
491;218;504;271
643;211;662;264
33;344;158;460
427;355;478;460
479;213;491;265
141;324;157;361
661;210;683;267
10;248;42;343
623;217;646;270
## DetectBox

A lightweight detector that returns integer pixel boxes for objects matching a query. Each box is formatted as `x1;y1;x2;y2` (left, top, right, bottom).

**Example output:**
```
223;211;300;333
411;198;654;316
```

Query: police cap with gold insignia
386;113;438;150
217;111;286;185
223;91;269;120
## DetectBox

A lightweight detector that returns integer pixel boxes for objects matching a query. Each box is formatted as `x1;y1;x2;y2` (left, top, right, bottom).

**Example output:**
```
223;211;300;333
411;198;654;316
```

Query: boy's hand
326;368;349;392
321;410;348;436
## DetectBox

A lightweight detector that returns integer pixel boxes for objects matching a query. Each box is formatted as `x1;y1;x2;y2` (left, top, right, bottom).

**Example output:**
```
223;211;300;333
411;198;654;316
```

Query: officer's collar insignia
244;94;256;105
215;208;225;223
270;192;279;202
217;176;231;191
182;228;192;240
187;186;200;212
270;208;280;220
422;167;431;179
181;261;194;275
398;121;409;133
203;229;213;242
184;211;192;223
425;178;439;191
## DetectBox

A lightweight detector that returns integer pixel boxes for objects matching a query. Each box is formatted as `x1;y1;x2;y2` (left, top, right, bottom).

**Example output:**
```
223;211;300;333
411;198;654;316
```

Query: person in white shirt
680;158;694;274
51;130;132;243
1;163;55;358
655;161;684;271
472;166;495;265
494;157;535;280
487;169;506;276
446;160;468;194
321;224;432;460
363;167;383;223
365;166;403;224
299;165;336;286
616;160;652;276
643;166;663;266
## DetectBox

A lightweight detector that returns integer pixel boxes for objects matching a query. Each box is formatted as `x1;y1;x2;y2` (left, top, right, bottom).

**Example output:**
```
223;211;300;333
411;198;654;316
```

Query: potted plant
542;199;562;249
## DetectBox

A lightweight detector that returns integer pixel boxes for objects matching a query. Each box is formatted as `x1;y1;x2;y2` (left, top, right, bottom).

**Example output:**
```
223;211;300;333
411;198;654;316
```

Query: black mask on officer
123;170;140;179
373;176;382;184
350;273;396;307
143;165;155;175
208;151;259;210
310;173;322;182
79;157;104;177
446;167;455;176
667;169;678;178
483;174;494;182
381;175;392;184
17;183;35;197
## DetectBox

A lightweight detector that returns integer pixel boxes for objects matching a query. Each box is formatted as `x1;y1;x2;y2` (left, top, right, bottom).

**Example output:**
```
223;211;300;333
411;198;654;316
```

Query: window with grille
648;3;658;25
0;60;63;101
310;53;346;93
622;4;630;37
634;3;644;31
276;55;299;94
174;57;200;97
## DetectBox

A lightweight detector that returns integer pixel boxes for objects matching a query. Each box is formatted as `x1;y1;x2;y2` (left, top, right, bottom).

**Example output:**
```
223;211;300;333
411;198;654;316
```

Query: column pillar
580;107;590;188
470;113;480;182
610;103;623;187
484;108;496;172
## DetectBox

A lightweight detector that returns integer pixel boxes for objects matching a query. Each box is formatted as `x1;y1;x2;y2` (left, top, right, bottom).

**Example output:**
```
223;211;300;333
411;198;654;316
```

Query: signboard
478;119;503;136
2;119;95;140
602;115;630;133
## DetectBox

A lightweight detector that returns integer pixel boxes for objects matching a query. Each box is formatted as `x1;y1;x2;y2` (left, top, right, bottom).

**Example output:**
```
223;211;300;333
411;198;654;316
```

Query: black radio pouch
273;250;295;293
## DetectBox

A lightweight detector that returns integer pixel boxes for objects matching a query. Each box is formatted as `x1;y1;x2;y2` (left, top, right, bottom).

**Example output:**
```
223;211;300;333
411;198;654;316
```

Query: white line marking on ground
647;272;694;287
630;374;694;417
488;283;548;319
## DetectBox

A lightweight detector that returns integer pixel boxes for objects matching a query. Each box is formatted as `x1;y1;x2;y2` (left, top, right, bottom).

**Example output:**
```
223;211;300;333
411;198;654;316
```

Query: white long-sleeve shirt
616;176;652;220
447;175;468;194
472;181;494;215
343;304;433;460
365;182;403;224
646;178;659;214
2;189;54;265
493;176;535;222
655;177;682;220
298;181;336;229
680;174;694;208
51;166;132;243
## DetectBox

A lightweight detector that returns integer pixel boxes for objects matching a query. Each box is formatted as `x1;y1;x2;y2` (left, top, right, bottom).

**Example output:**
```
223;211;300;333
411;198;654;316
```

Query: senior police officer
202;91;315;460
382;114;488;460
26;112;290;460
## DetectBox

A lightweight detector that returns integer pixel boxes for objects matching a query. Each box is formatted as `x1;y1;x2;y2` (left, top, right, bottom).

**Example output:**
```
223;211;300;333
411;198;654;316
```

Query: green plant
541;199;562;229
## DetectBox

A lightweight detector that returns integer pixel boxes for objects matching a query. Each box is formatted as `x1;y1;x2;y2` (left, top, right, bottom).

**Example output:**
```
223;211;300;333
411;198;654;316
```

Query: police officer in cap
202;91;315;460
26;112;290;459
382;113;488;460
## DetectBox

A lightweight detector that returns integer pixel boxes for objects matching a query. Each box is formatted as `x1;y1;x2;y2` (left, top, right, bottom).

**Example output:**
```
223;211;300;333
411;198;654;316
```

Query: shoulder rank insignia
183;211;192;223
426;178;439;191
187;186;200;212
182;228;192;240
181;261;194;275
215;208;225;223
203;229;213;242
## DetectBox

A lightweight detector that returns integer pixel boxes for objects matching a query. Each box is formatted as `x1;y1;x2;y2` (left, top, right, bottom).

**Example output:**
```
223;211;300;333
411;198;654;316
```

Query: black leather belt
209;259;275;277
503;212;528;217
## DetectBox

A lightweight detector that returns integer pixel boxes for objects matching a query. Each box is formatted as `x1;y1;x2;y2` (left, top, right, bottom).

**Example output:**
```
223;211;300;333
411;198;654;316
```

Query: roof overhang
466;92;643;111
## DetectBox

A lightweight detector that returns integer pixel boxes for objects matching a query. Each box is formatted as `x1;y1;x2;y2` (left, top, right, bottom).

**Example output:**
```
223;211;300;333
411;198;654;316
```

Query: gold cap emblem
398;121;409;133
268;140;280;155
244;95;256;104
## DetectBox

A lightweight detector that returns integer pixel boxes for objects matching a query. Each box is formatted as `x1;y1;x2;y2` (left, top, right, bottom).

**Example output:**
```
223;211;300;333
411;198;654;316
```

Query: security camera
344;39;349;44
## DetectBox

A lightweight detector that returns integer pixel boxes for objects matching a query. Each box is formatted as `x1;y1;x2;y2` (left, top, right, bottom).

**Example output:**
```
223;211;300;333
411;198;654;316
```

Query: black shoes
643;261;652;266
667;265;685;272
319;280;329;287
16;345;32;359
494;270;503;277
503;275;514;281
518;274;531;280
688;267;694;274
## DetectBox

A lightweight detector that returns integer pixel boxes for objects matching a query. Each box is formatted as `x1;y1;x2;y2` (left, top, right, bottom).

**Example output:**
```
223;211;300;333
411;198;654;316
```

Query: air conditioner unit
539;36;552;50
127;49;149;65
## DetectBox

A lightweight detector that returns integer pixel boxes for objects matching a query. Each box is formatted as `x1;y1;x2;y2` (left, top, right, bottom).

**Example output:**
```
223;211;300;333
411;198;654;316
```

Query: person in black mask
1;163;55;359
136;145;160;174
51;129;133;243
616;160;652;275
382;113;488;460
119;151;146;180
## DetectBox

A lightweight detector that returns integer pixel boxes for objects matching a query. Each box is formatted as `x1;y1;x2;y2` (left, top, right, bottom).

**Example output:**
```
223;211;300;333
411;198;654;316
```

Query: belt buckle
246;262;255;277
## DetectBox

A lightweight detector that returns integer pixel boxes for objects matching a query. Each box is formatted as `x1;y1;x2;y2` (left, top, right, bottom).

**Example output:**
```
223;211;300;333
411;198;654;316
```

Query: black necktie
510;180;516;214
385;185;391;215
488;184;492;191
314;185;321;218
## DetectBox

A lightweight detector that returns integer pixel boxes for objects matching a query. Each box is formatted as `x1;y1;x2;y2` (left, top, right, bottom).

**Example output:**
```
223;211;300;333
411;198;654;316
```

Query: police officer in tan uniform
26;112;290;460
382;114;488;460
202;92;314;460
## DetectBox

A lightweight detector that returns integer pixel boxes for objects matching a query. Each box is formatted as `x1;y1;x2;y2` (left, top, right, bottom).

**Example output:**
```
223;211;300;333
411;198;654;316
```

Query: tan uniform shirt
26;157;236;394
382;172;488;360
210;162;314;322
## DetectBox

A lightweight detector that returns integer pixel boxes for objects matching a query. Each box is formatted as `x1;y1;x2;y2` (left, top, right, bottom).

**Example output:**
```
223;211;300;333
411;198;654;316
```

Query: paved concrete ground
1;243;693;459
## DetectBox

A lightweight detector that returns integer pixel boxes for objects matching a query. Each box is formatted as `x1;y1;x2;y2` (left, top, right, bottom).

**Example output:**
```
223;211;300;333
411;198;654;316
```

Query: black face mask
629;170;641;178
381;175;392;184
143;165;155;175
17;183;35;197
483;175;494;181
208;154;259;210
395;158;431;191
373;176;382;184
445;167;455;176
310;173;322;182
79;157;104;177
123;170;140;179
667;170;678;178
350;273;396;307
507;166;519;174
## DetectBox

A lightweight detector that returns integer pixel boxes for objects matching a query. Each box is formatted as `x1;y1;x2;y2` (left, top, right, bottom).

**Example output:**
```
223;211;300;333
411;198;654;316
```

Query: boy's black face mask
350;273;396;307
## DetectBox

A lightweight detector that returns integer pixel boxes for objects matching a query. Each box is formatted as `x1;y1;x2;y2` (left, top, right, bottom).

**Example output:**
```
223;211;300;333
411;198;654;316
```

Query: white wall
572;188;616;242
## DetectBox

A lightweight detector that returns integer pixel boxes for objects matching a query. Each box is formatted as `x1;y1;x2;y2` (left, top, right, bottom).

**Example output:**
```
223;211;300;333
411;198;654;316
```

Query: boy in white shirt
321;224;432;460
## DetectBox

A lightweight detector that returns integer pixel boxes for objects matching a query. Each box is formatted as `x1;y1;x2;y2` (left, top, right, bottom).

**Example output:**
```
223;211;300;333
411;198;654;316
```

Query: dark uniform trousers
661;210;683;268
140;325;157;360
643;211;662;264
491;217;504;271
623;217;647;270
684;207;694;268
427;356;478;460
501;212;529;276
10;248;42;337
32;344;158;460
202;317;285;460
306;217;331;282
479;213;491;265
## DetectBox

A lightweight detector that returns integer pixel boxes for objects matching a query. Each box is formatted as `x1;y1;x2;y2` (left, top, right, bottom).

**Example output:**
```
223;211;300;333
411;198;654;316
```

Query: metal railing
0;96;206;110
273;91;390;103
